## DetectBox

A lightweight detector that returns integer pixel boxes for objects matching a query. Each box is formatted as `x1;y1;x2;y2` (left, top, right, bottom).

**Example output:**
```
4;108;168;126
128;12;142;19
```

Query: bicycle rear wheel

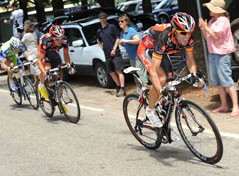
7;76;22;105
57;81;80;123
175;100;223;164
123;94;162;150
39;86;55;117
23;76;39;110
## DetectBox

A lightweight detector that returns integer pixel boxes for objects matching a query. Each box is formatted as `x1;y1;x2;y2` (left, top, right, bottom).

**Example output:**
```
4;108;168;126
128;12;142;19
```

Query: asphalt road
0;74;239;176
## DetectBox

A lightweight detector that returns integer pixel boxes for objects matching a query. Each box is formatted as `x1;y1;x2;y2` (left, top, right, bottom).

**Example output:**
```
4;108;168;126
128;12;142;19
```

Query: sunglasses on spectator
119;20;126;23
175;30;193;36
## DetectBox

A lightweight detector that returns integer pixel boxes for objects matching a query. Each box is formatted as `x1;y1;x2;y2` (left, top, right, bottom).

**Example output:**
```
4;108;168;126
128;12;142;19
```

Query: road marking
0;89;104;112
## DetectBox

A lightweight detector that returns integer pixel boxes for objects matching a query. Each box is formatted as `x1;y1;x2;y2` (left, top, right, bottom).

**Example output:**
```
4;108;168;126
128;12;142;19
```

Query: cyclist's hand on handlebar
7;66;13;73
192;73;204;88
67;64;76;75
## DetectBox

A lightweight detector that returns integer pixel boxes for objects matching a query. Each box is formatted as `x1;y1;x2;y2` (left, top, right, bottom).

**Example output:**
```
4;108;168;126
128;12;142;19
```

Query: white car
58;15;141;88
116;0;161;15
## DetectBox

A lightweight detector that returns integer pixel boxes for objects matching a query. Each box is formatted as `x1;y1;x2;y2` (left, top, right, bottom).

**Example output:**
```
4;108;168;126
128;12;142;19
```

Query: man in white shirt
4;2;24;39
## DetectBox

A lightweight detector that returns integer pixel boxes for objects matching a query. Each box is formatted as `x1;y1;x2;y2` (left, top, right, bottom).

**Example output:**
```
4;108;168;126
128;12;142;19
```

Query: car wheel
231;18;239;65
157;15;169;24
95;62;114;88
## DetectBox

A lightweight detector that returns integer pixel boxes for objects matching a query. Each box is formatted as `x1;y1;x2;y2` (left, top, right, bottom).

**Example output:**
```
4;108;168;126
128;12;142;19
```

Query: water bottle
203;85;208;97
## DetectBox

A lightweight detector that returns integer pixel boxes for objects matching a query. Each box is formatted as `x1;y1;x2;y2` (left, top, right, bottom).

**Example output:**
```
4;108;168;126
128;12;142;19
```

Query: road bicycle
38;64;80;123
7;60;39;110
123;67;223;164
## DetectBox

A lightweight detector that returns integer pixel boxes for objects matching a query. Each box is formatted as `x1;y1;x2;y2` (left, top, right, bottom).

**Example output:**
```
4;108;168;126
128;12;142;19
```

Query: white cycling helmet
9;37;21;49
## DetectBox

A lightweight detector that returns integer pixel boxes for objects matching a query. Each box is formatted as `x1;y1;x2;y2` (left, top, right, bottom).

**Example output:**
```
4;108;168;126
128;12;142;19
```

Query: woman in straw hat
199;0;239;117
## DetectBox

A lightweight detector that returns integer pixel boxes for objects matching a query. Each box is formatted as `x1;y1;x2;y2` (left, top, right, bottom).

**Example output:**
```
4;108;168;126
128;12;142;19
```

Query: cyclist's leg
147;54;171;108
2;59;18;90
38;52;54;99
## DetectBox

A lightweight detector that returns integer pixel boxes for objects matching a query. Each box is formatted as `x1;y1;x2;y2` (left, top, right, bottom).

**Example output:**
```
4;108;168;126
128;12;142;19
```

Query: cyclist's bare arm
185;49;197;74
37;52;47;76
63;47;70;65
0;58;11;70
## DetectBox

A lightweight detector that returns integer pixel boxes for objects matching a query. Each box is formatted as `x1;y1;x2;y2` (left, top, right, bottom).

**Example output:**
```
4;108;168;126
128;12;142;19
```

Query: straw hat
203;0;228;14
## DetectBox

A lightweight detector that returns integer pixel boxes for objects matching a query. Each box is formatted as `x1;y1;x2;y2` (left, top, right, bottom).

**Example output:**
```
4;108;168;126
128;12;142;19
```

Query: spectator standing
21;20;41;84
97;12;126;97
4;1;24;39
118;14;149;86
199;0;239;117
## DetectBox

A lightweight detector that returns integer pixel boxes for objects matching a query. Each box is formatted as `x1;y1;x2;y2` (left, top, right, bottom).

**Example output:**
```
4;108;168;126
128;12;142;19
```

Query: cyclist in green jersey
0;37;34;90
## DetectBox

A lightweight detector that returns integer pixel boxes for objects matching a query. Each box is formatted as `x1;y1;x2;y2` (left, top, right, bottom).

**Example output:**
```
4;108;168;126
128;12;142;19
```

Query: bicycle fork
177;100;205;136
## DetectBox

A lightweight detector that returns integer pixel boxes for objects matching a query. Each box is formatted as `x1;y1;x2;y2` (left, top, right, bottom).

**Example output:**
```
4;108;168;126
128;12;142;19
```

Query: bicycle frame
125;67;207;141
12;62;33;99
43;64;69;111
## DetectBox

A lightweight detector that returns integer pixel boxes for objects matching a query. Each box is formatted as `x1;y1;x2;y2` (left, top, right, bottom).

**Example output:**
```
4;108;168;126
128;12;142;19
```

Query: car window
125;4;137;12
82;23;101;46
64;28;85;46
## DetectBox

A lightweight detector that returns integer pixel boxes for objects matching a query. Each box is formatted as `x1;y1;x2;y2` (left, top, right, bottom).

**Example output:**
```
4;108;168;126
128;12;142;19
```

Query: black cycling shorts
44;51;62;69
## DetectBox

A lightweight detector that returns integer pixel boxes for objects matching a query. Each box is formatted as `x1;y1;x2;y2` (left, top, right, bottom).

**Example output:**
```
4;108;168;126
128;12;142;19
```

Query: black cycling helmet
49;25;65;38
171;12;196;32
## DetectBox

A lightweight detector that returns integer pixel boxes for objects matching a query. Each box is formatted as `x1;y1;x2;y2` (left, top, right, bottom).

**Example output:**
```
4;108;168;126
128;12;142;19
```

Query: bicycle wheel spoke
58;82;80;123
123;94;161;150
176;100;223;164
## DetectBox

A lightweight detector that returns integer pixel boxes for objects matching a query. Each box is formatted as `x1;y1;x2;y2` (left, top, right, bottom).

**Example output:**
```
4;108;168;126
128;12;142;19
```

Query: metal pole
196;0;211;85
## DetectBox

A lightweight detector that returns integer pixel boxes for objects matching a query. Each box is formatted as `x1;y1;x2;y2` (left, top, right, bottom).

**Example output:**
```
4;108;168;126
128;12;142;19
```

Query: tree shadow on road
126;143;224;168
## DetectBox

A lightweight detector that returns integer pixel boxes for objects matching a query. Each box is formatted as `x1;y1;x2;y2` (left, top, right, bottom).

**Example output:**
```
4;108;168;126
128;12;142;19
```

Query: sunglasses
176;30;193;36
119;20;125;23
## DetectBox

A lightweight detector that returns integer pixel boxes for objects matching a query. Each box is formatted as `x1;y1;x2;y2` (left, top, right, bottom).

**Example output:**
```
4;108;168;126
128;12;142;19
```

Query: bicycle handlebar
161;72;207;93
46;63;75;75
11;59;38;72
47;64;68;74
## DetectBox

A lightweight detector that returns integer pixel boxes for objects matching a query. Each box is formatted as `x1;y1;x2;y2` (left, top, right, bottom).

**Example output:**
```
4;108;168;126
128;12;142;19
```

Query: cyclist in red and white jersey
137;12;203;140
37;25;73;99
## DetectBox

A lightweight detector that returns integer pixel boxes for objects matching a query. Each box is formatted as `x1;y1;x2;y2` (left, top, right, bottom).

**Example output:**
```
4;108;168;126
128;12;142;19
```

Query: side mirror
72;39;83;47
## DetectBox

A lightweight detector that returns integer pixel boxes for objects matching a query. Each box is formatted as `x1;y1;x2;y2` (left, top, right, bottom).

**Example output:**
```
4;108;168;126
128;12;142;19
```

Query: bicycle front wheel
123;94;162;150
175;100;223;164
7;76;22;105
57;81;80;123
23;76;39;110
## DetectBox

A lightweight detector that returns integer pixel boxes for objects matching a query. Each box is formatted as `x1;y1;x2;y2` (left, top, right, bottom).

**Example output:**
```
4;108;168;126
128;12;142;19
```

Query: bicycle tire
7;76;22;105
175;100;223;164
123;94;162;150
23;76;39;110
57;81;80;123
39;86;55;117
